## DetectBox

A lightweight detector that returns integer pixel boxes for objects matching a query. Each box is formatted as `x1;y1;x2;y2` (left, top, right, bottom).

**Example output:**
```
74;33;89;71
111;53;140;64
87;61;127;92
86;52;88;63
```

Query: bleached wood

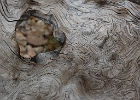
0;0;140;100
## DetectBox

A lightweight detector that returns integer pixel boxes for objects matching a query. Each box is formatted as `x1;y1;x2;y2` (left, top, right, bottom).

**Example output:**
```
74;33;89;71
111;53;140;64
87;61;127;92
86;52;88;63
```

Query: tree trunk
0;0;140;100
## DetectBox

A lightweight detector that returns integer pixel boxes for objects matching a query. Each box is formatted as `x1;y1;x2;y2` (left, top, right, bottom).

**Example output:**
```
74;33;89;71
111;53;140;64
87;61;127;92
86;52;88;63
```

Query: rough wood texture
0;0;140;100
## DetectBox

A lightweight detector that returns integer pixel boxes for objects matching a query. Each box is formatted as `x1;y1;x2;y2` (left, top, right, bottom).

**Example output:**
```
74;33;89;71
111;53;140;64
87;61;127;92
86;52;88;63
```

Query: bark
0;0;140;100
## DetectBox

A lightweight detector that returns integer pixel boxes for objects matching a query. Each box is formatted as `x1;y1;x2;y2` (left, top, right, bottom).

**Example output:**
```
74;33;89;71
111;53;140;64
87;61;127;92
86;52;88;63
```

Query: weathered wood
0;0;140;100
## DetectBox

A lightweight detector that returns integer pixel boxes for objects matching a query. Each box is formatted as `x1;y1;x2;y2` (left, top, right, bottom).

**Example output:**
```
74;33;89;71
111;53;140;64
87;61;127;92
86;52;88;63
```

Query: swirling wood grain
0;0;140;100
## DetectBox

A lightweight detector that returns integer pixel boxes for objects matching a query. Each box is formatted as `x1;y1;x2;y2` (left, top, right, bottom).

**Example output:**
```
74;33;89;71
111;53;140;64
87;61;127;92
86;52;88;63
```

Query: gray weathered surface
0;0;140;100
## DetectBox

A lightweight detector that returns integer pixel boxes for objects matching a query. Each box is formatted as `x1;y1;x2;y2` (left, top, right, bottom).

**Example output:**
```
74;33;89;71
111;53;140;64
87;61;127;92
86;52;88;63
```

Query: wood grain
0;0;140;100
